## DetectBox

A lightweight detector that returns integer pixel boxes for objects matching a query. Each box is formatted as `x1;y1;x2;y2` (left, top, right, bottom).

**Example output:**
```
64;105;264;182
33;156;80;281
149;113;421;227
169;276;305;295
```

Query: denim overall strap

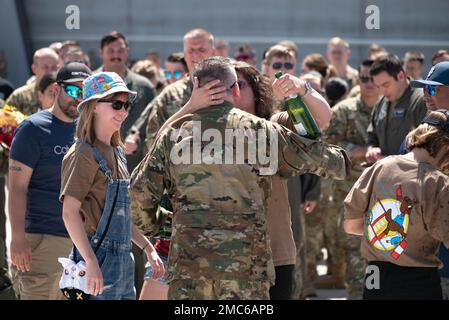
90;146;114;182
90;145;132;247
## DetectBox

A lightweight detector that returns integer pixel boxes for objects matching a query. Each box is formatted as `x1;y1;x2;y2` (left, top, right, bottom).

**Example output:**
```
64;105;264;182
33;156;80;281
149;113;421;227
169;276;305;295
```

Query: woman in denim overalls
61;72;164;299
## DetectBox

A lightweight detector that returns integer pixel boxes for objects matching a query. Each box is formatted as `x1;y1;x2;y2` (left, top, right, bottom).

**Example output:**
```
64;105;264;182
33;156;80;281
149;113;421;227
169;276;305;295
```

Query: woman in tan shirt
344;110;449;299
60;72;164;299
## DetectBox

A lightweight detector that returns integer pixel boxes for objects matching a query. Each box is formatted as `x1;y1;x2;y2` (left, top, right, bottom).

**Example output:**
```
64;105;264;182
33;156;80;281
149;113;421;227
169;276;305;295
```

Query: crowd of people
0;27;448;300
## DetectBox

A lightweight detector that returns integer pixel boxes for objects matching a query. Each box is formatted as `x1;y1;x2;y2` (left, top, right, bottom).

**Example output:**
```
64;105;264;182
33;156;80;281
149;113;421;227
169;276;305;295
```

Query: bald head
32;48;59;82
33;48;59;64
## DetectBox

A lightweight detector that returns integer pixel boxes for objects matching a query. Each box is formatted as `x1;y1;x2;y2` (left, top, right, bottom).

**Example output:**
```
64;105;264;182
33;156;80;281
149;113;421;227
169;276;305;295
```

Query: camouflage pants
323;187;347;266
345;234;366;300
441;277;449;300
168;279;270;300
291;207;306;299
304;208;323;277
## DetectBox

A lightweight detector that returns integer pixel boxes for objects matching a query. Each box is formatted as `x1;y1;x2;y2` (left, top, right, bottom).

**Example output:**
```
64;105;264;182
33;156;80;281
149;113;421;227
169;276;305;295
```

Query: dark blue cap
421;109;449;134
411;61;449;88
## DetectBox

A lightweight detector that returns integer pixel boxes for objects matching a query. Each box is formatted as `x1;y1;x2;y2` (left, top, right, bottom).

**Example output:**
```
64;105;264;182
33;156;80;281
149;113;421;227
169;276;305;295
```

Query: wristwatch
300;80;313;98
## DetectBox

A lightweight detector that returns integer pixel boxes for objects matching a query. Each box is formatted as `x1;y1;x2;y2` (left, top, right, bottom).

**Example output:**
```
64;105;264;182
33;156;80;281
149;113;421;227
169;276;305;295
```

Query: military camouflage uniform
324;95;373;299
130;102;349;300
127;75;192;153
5;81;41;116
304;177;331;285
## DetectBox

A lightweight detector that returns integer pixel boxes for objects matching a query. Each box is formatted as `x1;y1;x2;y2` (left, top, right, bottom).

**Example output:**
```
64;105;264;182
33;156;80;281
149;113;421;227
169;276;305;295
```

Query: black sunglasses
271;62;295;70
98;99;131;111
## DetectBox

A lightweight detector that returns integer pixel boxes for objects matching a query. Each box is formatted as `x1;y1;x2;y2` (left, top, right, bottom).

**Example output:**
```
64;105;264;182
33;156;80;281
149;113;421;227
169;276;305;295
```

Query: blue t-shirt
10;110;76;237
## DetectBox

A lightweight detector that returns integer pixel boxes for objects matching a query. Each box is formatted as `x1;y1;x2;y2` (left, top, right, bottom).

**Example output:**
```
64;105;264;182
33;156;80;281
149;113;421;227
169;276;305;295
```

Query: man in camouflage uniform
130;56;349;300
322;59;380;299
126;28;216;153
304;177;333;294
6;48;59;115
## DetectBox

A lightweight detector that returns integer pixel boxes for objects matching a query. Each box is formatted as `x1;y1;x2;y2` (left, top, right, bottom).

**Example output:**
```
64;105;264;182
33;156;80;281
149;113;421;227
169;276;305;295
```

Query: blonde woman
60;72;163;300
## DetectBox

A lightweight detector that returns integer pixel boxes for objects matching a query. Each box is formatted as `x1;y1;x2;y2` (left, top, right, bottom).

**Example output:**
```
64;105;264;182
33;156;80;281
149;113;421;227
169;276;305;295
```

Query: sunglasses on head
98;99;131;111
425;85;438;96
165;70;183;80
271;62;295;70
61;84;83;99
359;75;373;83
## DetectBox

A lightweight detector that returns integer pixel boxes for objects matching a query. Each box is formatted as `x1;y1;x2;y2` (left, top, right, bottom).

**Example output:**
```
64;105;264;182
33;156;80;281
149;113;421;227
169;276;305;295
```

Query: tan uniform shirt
60;140;128;235
344;155;449;268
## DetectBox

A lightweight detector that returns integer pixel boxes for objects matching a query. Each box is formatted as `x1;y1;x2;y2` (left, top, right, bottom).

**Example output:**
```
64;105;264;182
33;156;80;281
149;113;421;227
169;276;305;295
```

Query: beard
58;95;80;119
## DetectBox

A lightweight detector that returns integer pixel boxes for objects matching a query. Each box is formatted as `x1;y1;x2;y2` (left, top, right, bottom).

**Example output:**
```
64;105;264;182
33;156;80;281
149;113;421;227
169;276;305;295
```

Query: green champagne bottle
275;71;321;139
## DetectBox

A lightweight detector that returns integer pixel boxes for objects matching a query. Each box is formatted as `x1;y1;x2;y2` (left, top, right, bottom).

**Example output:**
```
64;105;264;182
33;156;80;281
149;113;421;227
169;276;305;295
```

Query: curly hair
233;60;274;120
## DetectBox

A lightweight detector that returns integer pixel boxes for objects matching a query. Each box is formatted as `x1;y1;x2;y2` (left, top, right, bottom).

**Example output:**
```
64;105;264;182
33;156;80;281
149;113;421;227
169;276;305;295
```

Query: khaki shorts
12;233;72;300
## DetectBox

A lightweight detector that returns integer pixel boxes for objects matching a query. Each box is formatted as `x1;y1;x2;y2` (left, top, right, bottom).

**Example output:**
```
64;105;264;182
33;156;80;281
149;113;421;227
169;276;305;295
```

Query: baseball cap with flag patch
77;71;137;111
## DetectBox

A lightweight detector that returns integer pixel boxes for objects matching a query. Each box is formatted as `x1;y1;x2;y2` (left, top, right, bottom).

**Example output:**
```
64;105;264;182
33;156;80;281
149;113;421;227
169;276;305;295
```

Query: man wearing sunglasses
410;61;449;300
264;44;297;88
8;62;91;299
411;61;449;112
164;52;187;85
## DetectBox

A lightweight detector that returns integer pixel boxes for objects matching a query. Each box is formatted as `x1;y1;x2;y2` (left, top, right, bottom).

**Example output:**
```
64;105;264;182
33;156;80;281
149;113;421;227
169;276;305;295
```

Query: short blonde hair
75;97;124;148
264;44;295;65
